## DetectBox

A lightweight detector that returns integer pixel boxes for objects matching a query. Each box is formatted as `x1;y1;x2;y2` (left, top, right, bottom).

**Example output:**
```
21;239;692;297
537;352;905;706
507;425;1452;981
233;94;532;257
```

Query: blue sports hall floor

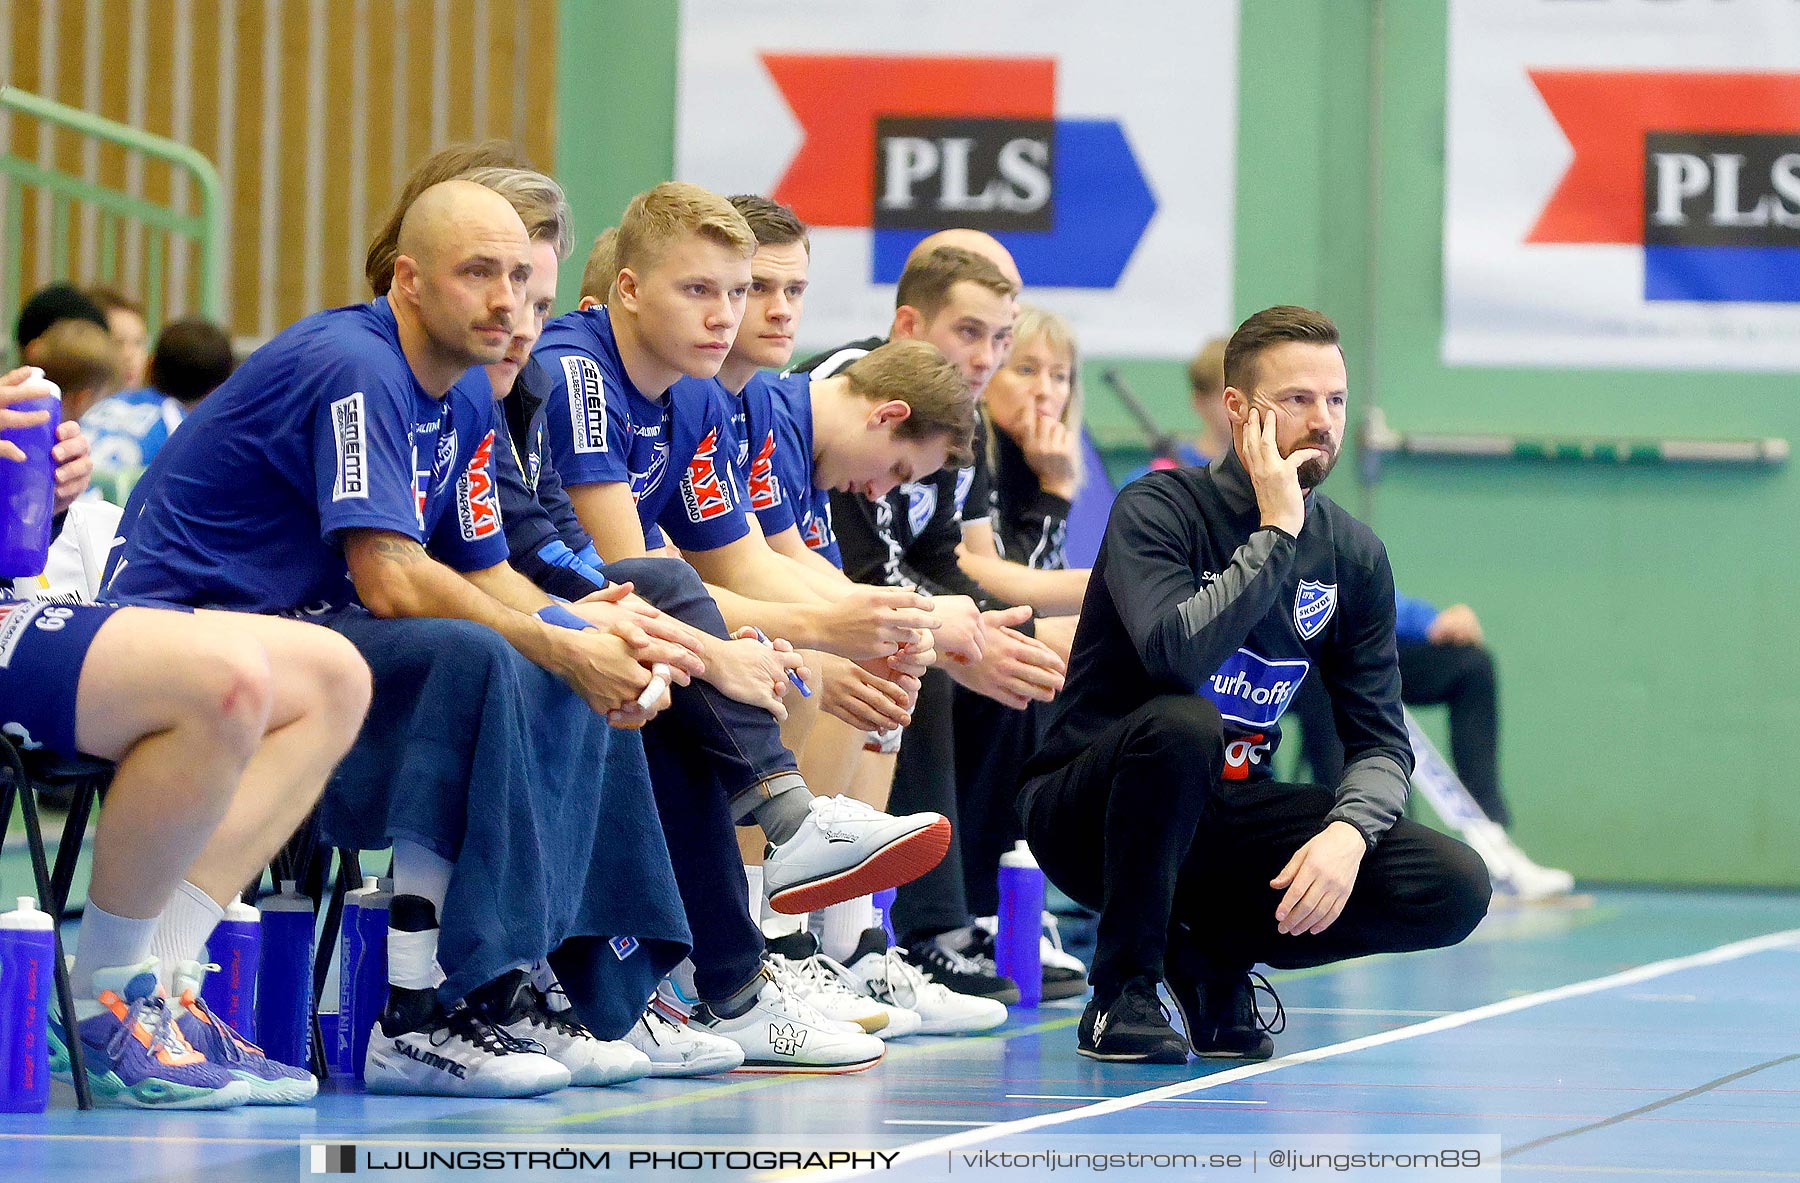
2;828;1796;1181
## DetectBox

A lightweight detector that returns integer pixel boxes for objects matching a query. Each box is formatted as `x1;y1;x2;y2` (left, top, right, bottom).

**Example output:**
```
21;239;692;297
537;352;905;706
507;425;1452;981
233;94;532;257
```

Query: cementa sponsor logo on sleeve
330;392;367;501
562;355;608;454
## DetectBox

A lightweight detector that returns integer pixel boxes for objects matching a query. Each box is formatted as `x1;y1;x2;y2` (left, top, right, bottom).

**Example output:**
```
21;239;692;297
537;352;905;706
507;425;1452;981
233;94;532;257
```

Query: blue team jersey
532;306;748;554
760;371;840;567
108;299;508;612
80;387;186;503
713;371;797;539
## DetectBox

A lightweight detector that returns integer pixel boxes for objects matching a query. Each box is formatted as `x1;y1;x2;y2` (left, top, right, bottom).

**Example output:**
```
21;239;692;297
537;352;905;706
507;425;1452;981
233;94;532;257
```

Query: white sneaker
765;930;921;1039
625;1003;746;1077
844;934;1007;1036
1493;829;1576;898
364;1005;571;1098
764;795;950;915
1463;820;1574;901
478;972;648;1080
691;969;885;1073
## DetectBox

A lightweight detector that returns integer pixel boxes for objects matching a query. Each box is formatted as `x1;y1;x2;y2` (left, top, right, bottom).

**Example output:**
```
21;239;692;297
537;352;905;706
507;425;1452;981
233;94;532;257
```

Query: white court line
805;927;1800;1182
1006;1094;1267;1105
1286;1006;1452;1017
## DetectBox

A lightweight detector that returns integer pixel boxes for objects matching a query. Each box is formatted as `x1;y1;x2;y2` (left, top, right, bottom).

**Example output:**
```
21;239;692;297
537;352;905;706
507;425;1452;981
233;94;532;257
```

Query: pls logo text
1529;71;1800;303
760;53;1157;288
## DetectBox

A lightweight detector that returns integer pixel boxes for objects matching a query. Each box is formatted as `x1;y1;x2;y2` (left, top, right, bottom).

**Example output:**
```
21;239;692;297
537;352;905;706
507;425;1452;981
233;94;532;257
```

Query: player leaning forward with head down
1018;306;1491;1064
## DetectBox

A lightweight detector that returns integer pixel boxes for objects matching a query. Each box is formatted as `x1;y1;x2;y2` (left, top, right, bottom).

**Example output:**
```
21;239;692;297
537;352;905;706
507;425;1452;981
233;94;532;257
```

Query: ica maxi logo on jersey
682;428;735;523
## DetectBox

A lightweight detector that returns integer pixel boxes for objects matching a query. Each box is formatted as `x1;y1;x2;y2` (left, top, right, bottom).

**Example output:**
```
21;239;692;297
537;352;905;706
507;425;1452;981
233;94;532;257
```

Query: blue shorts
0;601;123;757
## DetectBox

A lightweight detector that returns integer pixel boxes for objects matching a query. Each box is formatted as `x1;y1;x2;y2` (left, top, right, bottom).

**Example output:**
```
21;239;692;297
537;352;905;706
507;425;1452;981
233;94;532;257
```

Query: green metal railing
0;85;225;359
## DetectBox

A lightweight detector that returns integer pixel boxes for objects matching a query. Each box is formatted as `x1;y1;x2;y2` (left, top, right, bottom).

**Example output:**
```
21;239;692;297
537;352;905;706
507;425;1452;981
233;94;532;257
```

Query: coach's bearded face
1249;341;1349;490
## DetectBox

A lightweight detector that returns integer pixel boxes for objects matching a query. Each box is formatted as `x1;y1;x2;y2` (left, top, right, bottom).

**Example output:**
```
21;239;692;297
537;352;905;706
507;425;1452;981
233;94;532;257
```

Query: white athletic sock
743;865;765;925
818;896;874;963
70;900;161;1017
761;910;806;940
392;839;453;912
147;880;225;992
386;926;444;991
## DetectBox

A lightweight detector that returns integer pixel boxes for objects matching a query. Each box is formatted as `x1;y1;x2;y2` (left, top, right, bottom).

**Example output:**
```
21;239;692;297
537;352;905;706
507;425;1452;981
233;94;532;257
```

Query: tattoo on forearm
371;537;429;565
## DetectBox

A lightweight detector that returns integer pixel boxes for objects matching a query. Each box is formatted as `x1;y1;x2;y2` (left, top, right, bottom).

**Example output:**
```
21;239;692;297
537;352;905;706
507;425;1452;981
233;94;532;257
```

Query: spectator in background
82;318;235;504
1289;595;1575;898
1126;335;1230;485
88;287;151;389
16;281;111;362
33;318;122;421
972;304;1088;584
1182;336;1233;466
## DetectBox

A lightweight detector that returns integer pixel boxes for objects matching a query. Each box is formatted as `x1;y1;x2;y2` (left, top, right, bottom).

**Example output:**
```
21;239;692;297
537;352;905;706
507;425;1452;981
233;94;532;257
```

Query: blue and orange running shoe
48;959;252;1109
172;960;318;1105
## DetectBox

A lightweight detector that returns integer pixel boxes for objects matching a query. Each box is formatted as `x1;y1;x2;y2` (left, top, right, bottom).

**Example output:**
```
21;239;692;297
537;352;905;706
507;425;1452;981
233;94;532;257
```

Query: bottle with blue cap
202;894;261;1041
0;369;62;578
256;880;315;1068
338;876;391;1080
0;897;56;1112
997;841;1045;1007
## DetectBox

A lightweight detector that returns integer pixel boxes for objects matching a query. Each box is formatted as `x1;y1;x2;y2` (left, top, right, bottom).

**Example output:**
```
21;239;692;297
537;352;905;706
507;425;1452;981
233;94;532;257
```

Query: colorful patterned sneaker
48;959;252;1110
764;795;951;915
171;960;318;1104
624;1001;746;1078
654;961;701;1020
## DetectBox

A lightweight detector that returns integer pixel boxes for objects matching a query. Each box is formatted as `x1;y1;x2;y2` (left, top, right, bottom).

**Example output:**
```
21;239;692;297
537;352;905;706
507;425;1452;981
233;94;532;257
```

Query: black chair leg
48;777;98;918
309;849;360;1079
17;778;92;1111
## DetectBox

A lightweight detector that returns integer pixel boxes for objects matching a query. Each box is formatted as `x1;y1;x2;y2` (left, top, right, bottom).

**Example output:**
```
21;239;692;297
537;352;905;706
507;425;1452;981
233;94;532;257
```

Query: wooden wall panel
2;0;562;340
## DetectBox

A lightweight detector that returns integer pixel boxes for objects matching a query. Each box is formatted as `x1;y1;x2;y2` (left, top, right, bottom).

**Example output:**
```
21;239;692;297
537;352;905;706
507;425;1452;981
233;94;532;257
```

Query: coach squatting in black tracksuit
1019;310;1491;1065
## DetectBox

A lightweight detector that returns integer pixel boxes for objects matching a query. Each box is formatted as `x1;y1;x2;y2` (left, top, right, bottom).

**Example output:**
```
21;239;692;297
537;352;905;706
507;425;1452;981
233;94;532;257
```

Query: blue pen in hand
748;627;812;697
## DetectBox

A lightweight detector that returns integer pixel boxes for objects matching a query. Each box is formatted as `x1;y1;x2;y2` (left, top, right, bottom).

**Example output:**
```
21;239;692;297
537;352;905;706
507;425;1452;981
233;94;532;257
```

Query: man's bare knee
309;631;374;745
184;641;275;761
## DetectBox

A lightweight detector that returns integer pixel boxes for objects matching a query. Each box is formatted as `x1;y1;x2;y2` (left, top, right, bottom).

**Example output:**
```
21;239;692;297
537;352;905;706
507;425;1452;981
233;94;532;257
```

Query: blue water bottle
871;888;898;947
0;897;56;1112
997;841;1045;1008
333;882;362;1074
202;895;261;1040
338;876;390;1081
256;880;315;1068
0;370;61;579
